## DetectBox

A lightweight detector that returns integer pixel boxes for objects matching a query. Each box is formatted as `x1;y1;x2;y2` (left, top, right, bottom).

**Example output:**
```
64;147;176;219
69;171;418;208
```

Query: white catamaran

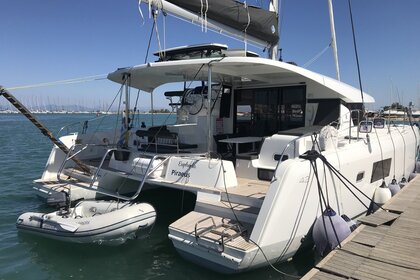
5;0;419;273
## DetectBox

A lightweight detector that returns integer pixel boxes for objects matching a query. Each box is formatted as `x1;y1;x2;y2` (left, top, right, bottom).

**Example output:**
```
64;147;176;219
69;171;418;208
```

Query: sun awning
107;57;374;103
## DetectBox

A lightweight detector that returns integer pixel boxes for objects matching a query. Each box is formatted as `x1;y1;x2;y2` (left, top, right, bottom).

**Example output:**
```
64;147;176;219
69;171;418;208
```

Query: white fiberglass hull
169;124;420;273
16;201;156;245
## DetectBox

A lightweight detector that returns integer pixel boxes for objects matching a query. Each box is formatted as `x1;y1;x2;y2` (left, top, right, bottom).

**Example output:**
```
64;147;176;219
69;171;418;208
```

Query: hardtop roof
107;56;374;103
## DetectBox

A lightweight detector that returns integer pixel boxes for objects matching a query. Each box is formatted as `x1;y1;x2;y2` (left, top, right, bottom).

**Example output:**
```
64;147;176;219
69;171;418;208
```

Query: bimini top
107;56;374;103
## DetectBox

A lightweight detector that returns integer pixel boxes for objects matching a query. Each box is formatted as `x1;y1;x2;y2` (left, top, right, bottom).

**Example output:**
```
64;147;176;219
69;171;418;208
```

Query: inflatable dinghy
16;200;156;245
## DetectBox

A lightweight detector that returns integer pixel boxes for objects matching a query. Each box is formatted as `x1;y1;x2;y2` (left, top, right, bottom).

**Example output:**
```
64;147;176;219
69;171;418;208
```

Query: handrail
114;154;173;201
271;110;365;180
348;109;363;143
273;131;318;172
58;149;209;201
87;148;115;188
219;223;243;253
83;151;179;201
57;144;90;182
194;216;217;240
57;115;107;137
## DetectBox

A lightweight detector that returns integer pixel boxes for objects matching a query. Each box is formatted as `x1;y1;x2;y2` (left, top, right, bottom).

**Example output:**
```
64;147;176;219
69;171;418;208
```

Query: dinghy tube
16;200;156;245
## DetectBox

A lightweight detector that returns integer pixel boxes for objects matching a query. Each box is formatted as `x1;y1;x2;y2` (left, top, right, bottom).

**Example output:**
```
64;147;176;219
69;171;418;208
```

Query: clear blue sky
1;0;419;110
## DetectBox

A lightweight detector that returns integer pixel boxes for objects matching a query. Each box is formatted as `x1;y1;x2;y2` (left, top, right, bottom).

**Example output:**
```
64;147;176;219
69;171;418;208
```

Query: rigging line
248;238;301;278
153;15;163;59
321;157;382;210
210;85;223;113
163;12;166;52
132;89;141;127
145;17;156;63
394;123;407;177
388;123;397;178
322;161;331;210
409;121;419;167
348;0;365;112
137;110;175;153
137;0;145;25
6;75;107;91
405;106;419;165
110;128;178;202
311;134;341;215
180;56;225;109
200;0;204;31
219;157;245;230
276;165;315;263
85;83;125;146
112;104;176;193
219;153;300;279
302;43;331;68
220;153;301;279
204;0;209;32
242;1;251;53
303;137;374;210
113;78;125;146
163;12;268;50
311;160;343;250
373;126;386;181
278;0;284;44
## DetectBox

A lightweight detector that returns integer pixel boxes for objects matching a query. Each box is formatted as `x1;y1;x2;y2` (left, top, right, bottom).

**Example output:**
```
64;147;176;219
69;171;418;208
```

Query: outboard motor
47;192;70;215
388;179;400;196
312;207;351;256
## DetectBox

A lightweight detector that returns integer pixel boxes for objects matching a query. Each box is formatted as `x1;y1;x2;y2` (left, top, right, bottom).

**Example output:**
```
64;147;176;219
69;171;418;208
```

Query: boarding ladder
194;216;246;253
0;86;91;174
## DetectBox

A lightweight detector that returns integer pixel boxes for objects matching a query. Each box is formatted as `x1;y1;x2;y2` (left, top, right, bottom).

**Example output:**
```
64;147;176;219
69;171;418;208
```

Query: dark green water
0;114;315;280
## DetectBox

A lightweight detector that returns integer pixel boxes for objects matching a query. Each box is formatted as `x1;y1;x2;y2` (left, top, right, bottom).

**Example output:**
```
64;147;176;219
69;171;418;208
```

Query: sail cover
165;0;279;46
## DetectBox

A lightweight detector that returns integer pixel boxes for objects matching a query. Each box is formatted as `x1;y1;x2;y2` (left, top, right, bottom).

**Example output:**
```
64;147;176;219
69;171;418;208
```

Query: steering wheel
183;88;204;115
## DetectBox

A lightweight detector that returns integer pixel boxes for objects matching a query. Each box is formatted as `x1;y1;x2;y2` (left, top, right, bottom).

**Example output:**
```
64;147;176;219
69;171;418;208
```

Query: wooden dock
302;176;420;280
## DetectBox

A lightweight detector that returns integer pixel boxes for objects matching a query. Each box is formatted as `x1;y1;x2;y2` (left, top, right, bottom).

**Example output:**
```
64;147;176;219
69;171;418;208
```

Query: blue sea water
0;113;314;280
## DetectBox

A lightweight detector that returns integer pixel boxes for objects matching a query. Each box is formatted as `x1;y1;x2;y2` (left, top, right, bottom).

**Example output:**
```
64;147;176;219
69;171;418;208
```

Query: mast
328;0;340;80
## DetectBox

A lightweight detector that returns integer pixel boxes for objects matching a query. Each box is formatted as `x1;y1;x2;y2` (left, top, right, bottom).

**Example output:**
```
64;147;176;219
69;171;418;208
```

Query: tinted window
370;158;391;183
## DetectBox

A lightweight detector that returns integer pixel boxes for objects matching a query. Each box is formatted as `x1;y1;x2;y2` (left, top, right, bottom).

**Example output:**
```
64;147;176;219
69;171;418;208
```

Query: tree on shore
383;102;404;111
149;108;170;113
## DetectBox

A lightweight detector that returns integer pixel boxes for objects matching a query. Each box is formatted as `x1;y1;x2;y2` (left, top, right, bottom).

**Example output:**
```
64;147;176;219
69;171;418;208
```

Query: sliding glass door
235;85;306;137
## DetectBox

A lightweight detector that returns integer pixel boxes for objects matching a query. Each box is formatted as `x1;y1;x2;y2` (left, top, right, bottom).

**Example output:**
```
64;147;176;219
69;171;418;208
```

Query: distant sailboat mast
328;0;340;80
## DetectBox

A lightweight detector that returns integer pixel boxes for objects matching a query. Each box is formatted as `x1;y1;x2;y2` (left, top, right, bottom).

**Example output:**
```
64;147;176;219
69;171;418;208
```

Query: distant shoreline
0;111;172;115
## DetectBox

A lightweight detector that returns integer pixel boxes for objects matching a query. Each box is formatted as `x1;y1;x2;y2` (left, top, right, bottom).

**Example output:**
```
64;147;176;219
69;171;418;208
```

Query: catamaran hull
168;125;420;273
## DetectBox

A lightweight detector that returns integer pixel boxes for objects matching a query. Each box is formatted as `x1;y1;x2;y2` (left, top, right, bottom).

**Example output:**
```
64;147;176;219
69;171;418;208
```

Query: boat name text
171;169;191;178
177;160;197;169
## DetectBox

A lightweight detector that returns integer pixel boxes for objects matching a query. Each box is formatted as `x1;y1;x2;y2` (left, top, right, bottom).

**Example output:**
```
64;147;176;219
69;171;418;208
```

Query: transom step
169;211;257;252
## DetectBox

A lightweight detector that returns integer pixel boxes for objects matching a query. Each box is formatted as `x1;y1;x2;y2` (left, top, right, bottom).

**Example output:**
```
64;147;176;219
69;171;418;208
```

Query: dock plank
303;175;420;279
357;210;400;227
